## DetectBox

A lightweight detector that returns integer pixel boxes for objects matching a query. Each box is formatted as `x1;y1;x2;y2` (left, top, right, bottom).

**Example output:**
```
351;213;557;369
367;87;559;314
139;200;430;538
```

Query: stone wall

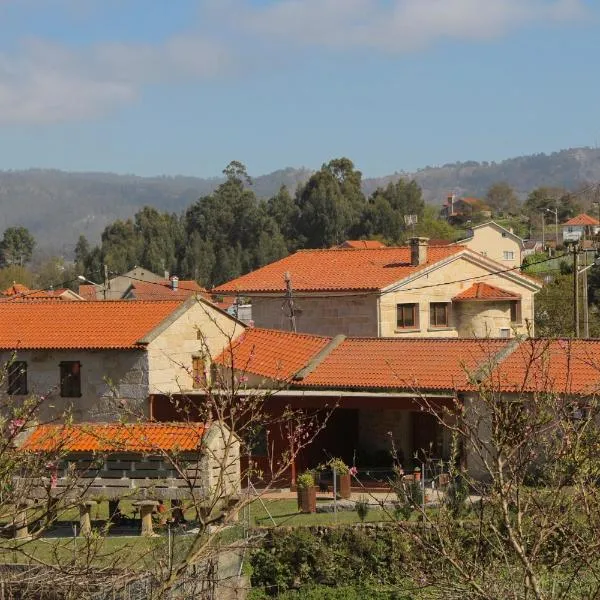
147;299;244;395
379;254;535;338
250;295;379;337
0;349;149;422
455;301;513;338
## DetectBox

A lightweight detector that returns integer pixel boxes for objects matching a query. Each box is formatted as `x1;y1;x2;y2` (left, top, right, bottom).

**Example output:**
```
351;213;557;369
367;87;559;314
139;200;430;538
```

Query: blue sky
0;0;598;178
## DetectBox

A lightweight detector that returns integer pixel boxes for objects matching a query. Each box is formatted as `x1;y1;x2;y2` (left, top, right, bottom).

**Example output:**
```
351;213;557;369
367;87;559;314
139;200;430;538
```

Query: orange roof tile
491;339;600;395
301;338;510;391
216;327;331;381
214;246;464;293
453;282;521;302
0;300;183;350
340;240;387;249
22;422;206;452
563;213;600;226
127;280;210;301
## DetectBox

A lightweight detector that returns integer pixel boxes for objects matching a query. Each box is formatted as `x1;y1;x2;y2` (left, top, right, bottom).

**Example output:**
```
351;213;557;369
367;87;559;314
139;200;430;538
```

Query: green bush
250;526;411;596
249;585;412;599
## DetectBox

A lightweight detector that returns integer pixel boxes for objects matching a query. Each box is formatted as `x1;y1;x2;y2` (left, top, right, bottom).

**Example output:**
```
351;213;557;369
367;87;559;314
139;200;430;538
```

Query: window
192;356;205;389
60;361;81;398
8;361;27;395
510;300;522;324
503;251;515;260
430;302;450;328
396;303;419;329
499;328;511;338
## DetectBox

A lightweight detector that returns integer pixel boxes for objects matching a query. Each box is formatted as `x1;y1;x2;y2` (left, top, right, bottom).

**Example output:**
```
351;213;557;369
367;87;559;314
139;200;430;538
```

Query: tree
535;272;600;338
359;179;425;243
295;158;364;248
486;182;520;215
0;226;36;267
414;206;461;241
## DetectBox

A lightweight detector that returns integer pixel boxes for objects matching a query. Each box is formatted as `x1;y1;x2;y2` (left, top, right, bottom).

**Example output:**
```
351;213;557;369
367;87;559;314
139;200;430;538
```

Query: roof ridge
249;327;332;340
294;335;346;381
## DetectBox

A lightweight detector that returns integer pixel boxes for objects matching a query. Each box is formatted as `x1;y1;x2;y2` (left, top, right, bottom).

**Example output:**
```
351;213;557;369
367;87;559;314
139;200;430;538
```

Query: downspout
377;293;382;337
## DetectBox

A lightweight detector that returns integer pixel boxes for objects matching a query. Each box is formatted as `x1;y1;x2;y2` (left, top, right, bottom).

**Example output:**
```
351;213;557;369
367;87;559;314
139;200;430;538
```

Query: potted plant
296;471;317;513
329;458;352;500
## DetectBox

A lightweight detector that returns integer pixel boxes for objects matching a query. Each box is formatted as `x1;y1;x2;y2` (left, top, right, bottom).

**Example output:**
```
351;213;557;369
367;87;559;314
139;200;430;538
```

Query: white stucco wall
461;225;522;268
0;349;149;422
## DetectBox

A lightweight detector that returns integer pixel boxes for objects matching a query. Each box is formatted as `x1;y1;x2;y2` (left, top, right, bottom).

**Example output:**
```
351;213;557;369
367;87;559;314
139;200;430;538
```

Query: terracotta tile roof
0;284;61;301
22;422;206;452
0;300;182;350
562;213;600;226
127;280;210;301
301;338;510;391
491;339;600;395
216;327;331;381
453;282;521;302
340;240;387;249
214;246;464;293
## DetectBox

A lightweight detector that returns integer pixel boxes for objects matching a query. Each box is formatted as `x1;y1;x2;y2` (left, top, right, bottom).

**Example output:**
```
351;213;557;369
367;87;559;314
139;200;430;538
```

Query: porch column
13;502;33;540
79;500;97;536
134;500;159;537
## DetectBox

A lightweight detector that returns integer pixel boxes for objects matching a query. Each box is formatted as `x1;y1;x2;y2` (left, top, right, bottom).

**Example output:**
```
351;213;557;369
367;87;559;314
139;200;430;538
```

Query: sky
0;0;599;178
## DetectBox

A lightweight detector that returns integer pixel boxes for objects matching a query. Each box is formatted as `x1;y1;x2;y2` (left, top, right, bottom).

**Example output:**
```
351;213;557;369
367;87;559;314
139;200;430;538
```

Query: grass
248;498;395;527
0;496;398;569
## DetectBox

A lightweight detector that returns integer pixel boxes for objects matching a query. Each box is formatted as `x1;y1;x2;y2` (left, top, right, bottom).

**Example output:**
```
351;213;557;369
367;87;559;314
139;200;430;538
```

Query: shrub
355;497;369;522
296;471;315;489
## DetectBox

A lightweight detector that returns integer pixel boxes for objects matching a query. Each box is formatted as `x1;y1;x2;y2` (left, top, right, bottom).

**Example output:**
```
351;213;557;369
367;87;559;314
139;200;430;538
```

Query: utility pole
583;253;589;338
573;244;579;338
541;213;545;249
283;272;297;333
103;264;110;301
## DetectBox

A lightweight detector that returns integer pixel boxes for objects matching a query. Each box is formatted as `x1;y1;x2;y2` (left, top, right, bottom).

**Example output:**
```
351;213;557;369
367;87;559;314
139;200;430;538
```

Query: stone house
452;221;523;268
214;238;542;339
0;297;244;422
209;329;600;483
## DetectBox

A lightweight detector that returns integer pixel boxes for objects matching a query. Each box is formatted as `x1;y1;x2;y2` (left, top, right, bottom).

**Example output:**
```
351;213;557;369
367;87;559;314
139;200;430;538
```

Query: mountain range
2;146;600;255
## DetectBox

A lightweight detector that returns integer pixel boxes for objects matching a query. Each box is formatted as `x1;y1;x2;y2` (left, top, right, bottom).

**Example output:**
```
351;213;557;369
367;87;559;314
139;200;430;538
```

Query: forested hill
2;146;600;253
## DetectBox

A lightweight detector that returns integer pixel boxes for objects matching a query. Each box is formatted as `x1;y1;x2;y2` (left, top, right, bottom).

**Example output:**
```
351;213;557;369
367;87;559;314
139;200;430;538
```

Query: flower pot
336;473;351;499
297;486;317;513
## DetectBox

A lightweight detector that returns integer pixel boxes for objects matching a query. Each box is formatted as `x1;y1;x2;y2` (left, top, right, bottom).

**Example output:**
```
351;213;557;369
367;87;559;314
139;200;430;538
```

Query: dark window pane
60;361;81;398
8;361;27;395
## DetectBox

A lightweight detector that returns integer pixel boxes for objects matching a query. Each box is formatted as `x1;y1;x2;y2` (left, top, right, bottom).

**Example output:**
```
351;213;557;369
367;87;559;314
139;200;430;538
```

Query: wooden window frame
396;303;419;329
429;302;451;328
8;361;27;395
510;300;522;324
59;361;82;398
192;356;205;389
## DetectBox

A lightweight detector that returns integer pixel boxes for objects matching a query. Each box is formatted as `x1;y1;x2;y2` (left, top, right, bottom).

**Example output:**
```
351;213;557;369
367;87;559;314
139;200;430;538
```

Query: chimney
409;237;429;266
170;276;179;291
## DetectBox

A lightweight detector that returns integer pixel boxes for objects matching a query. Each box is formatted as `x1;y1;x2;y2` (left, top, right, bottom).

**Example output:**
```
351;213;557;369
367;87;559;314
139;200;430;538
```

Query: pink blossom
349;466;358;477
8;418;25;436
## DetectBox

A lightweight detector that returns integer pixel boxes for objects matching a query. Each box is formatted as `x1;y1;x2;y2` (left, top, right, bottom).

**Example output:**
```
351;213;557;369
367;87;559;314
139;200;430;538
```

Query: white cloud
0;35;229;124
230;0;587;52
0;0;587;124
